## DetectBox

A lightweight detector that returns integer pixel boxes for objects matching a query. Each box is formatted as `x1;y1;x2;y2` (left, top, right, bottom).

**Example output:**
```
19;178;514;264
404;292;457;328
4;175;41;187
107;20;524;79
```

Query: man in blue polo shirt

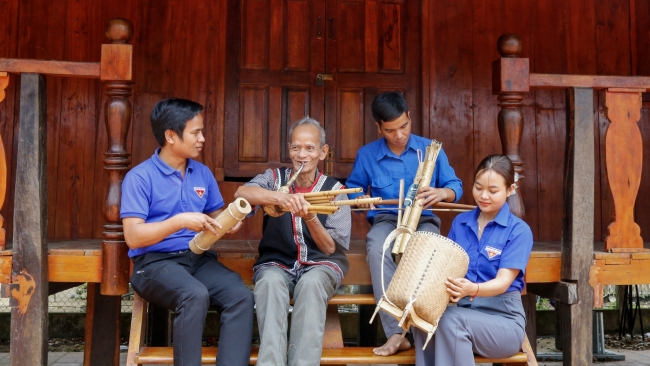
346;92;463;356
121;98;254;366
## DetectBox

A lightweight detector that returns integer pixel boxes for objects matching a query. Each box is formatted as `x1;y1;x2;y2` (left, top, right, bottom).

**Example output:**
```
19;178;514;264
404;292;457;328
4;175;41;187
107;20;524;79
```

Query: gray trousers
130;250;254;366
367;214;441;338
254;266;337;366
413;291;526;366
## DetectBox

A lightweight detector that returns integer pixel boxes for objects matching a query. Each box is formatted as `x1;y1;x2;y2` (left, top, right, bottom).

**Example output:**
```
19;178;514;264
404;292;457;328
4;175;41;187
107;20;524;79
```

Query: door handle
315;73;334;87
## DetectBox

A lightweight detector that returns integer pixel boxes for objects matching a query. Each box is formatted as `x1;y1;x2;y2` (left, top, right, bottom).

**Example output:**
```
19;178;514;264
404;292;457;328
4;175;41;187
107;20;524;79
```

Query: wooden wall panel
364;0;378;73
281;87;310;163
16;0;68;241
239;85;269;162
0;0;647;244
426;0;474;235
471;0;502;173
335;0;365;72
378;1;403;73
242;0;270;70
53;0;102;240
336;88;364;163
532;0;568;242
285;0;311;71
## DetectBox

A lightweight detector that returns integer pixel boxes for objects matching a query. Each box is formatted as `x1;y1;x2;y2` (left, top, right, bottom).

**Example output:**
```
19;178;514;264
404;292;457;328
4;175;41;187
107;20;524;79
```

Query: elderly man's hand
278;192;311;217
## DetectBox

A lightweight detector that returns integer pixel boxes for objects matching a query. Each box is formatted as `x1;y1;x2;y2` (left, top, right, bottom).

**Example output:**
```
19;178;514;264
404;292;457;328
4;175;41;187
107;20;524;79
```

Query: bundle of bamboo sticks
303;188;382;215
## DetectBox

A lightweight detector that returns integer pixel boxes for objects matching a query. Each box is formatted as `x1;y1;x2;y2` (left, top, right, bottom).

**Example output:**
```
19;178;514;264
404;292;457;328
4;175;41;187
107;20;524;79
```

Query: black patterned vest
253;167;349;286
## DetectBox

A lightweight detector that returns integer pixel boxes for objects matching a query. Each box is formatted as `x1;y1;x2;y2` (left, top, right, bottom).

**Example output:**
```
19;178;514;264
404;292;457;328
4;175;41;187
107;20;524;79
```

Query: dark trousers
131;250;254;366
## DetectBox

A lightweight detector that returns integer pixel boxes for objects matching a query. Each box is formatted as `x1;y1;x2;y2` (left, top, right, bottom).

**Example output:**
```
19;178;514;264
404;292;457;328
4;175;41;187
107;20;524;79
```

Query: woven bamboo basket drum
377;231;469;349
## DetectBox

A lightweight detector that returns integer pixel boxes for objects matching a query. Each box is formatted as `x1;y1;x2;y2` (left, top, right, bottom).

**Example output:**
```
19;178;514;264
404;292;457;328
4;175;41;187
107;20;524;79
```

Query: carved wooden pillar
100;18;133;296
603;88;645;252
493;34;528;219
492;33;535;354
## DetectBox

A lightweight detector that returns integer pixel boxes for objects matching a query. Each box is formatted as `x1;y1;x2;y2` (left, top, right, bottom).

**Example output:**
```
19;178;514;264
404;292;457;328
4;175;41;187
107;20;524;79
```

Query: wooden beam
0;59;100;78
526;282;578;304
560;87;595;365
11;73;48;366
530;73;650;90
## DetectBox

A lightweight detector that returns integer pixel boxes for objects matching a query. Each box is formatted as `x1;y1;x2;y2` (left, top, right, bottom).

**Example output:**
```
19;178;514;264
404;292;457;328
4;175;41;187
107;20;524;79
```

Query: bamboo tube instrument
392;141;442;255
189;197;252;254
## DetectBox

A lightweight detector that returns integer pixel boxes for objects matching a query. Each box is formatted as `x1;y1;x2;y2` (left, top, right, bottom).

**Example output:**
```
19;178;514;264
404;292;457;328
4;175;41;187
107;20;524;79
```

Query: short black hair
371;92;408;125
151;98;204;146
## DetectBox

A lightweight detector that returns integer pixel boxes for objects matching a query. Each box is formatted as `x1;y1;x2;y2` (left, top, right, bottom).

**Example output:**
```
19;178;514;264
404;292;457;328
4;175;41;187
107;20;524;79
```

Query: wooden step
134;346;529;365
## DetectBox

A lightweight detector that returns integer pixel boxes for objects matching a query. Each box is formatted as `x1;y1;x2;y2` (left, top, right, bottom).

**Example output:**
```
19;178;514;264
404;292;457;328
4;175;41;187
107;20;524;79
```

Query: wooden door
225;0;420;179
323;0;420;178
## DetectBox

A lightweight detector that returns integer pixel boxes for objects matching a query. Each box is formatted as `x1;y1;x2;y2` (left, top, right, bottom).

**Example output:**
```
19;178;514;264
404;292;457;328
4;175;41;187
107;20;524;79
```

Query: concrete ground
1;350;650;366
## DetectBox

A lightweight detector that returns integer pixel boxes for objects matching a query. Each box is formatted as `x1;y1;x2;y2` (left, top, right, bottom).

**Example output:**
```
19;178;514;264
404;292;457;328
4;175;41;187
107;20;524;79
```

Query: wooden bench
125;240;537;366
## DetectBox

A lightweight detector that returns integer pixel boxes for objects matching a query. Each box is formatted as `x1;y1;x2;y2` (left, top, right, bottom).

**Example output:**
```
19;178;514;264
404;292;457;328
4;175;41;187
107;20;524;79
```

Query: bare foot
373;333;411;356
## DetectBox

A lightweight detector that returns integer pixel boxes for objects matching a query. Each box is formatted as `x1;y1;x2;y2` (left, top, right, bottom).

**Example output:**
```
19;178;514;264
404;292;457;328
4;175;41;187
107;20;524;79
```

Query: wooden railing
493;33;650;365
0;18;133;366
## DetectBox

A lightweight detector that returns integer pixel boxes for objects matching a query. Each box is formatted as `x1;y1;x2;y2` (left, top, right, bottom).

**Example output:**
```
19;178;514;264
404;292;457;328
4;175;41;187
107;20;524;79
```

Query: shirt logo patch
194;187;206;198
485;246;502;259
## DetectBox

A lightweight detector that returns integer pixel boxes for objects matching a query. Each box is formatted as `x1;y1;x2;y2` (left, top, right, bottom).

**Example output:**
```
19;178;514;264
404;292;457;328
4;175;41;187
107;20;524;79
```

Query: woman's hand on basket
445;277;478;303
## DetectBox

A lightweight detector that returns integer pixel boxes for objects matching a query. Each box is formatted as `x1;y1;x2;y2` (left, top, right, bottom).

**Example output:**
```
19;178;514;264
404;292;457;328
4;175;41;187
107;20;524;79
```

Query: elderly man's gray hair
288;116;327;147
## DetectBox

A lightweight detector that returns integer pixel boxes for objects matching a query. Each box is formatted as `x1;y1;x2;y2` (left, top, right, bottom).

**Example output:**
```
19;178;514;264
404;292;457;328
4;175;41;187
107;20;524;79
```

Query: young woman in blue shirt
413;154;534;365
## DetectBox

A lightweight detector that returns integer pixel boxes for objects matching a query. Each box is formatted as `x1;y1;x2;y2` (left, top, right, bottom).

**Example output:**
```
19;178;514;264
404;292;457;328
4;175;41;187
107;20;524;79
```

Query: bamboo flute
302;188;363;198
311;197;381;206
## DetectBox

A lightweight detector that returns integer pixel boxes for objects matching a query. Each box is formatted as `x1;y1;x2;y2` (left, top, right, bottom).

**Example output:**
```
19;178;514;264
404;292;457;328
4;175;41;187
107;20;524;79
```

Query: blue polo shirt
121;148;224;257
345;134;463;223
449;202;533;293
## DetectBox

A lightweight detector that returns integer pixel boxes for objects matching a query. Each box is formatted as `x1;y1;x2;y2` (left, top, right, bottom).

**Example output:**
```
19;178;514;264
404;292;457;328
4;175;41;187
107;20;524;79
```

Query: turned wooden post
603;89;645;252
492;33;536;354
11;73;48;366
493;34;528;219
100;18;133;295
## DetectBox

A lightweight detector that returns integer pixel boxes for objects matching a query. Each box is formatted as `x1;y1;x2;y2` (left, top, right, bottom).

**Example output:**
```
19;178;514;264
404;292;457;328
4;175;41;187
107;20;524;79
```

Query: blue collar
462;201;511;228
376;135;416;161
151;147;194;176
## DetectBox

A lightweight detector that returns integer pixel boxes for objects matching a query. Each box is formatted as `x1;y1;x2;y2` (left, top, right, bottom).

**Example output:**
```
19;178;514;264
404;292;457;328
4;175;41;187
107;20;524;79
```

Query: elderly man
235;116;351;366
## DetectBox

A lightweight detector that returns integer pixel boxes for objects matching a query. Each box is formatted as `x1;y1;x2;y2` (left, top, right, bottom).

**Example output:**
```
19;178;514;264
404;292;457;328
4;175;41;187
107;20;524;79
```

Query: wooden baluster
0;72;8;250
100;18;134;295
603;88;645;252
493;33;536;355
83;18;133;366
493;34;529;219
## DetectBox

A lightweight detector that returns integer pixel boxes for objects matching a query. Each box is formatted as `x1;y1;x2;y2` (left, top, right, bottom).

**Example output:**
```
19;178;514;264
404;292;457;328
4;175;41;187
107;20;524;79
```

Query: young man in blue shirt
346;92;463;356
121;98;254;366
